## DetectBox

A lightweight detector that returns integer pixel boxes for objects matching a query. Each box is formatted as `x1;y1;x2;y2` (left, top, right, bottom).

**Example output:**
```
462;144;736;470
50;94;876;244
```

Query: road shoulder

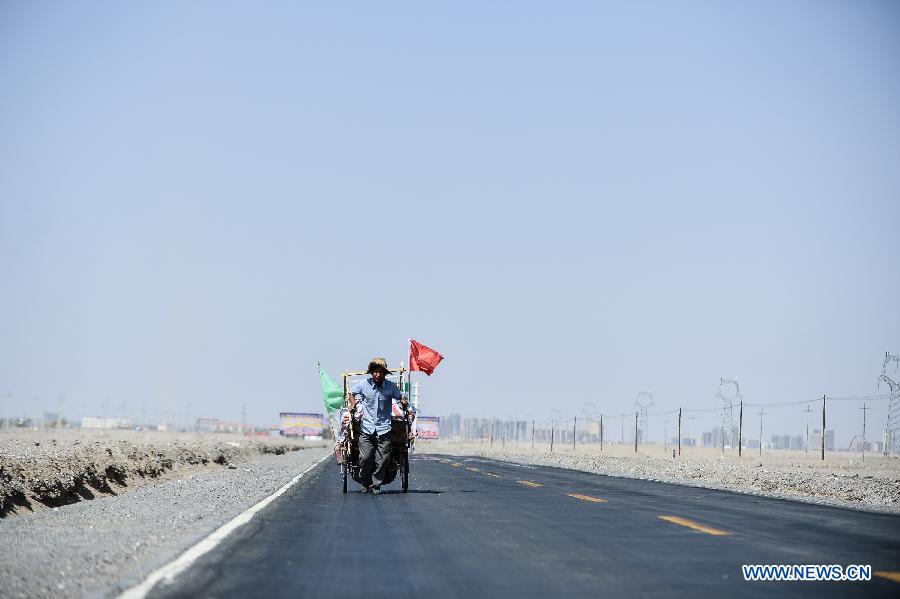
0;447;330;599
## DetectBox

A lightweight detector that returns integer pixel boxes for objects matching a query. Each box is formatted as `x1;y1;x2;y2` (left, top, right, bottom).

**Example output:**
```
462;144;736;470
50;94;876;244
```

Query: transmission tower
582;402;598;441
717;378;742;450
634;391;653;444
878;351;900;455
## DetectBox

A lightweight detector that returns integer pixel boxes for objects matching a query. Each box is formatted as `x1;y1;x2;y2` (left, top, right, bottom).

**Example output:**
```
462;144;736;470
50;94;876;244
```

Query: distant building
850;438;873;452
216;420;252;433
790;435;804;450
703;426;726;448
194;418;253;434
810;429;835;452
672;436;696;447
771;434;791;450
195;418;219;433
82;417;132;429
443;413;462;439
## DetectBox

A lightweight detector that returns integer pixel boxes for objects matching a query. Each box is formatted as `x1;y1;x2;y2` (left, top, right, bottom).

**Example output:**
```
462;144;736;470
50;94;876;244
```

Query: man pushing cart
320;340;444;495
334;358;415;494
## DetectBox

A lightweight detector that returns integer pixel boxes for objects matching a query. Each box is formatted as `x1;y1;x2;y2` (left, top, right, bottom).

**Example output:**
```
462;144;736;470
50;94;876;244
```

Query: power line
826;394;891;402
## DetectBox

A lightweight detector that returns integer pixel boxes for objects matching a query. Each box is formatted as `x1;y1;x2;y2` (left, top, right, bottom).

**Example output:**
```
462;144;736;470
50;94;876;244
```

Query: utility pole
688;416;696;450
634;412;638;453
532;420;535;449
573;417;577;452
664;420;668;452
822;395;826;461
757;409;765;457
677;408;682;457
860;403;870;462
600;414;604;451
738;401;743;457
804;405;813;455
550;420;554;452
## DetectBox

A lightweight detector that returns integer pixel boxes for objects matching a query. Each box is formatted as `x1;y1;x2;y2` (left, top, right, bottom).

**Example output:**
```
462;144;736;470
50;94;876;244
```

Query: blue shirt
350;377;402;435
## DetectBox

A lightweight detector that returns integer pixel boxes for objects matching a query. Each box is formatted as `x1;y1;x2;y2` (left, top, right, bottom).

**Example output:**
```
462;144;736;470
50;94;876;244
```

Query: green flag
319;366;344;414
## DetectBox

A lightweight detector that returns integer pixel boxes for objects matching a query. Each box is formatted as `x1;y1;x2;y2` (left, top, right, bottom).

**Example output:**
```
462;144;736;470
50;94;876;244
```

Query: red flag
409;339;444;375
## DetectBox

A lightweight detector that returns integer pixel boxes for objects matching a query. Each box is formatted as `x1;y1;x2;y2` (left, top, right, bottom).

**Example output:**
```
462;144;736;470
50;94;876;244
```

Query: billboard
280;412;324;437
416;416;440;439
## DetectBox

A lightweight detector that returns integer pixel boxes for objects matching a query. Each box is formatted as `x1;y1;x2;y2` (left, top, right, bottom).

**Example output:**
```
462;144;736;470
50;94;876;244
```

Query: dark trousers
358;431;392;487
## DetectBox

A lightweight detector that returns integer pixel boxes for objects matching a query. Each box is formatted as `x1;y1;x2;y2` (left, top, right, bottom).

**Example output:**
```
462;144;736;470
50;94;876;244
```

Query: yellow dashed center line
567;493;607;503
518;480;543;488
450;463;461;467
465;467;480;472
658;516;731;536
482;472;501;478
874;571;900;583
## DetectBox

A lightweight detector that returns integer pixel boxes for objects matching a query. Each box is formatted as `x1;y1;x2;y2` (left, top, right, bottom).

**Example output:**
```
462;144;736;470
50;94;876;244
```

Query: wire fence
438;392;898;459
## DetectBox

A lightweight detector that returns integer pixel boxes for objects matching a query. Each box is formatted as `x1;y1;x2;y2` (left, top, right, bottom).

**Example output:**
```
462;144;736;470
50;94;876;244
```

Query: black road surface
150;454;900;598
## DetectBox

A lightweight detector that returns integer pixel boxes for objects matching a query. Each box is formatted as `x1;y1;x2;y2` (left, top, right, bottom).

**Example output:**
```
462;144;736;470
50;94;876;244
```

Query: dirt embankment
0;430;323;517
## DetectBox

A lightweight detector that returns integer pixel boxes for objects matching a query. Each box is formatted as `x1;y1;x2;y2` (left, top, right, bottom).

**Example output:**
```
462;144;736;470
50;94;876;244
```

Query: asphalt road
149;454;900;598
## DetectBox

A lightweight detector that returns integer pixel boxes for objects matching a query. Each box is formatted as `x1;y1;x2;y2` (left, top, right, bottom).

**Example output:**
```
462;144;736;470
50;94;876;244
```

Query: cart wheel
402;451;409;493
342;458;348;494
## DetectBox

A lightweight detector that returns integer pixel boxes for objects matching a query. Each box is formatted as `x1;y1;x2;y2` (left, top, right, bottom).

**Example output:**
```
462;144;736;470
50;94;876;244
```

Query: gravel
0;430;319;517
0;432;330;598
424;442;900;514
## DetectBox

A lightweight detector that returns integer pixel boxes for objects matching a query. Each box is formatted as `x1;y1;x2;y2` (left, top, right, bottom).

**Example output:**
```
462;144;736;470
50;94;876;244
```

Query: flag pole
407;338;412;404
407;338;414;445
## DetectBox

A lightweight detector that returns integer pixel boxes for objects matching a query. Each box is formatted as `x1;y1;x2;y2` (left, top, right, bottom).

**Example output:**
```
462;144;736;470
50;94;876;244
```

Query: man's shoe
360;485;369;493
371;486;381;495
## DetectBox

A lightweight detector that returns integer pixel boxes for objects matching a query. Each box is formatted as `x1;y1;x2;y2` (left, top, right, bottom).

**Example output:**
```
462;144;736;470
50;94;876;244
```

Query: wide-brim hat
367;357;393;374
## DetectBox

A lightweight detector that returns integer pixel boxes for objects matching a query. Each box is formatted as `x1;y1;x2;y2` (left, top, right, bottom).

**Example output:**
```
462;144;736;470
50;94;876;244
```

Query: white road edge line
118;453;330;599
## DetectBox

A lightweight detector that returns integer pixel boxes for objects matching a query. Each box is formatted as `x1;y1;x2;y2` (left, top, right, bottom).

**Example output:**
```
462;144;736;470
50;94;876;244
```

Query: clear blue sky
1;1;898;445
